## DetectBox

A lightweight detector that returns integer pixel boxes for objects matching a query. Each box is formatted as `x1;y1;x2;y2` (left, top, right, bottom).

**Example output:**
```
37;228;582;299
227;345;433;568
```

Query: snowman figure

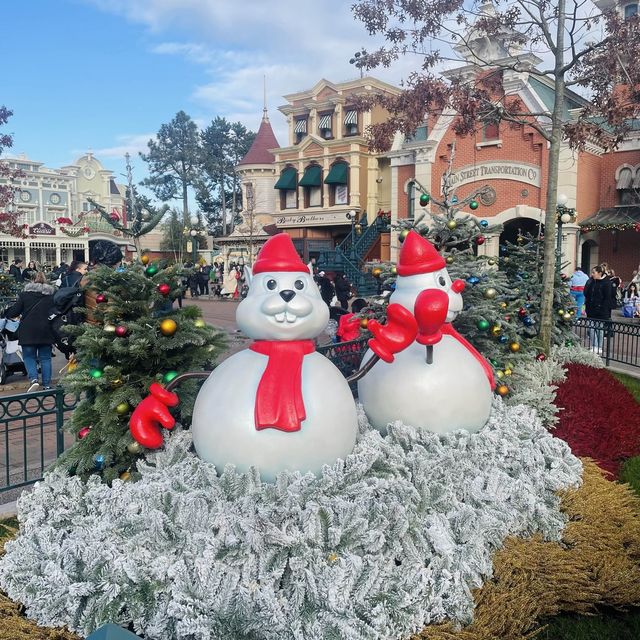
358;230;495;435
129;234;416;482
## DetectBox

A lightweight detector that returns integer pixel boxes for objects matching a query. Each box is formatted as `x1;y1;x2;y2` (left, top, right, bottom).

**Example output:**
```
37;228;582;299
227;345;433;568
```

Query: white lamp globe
560;212;572;224
190;229;197;237
557;193;569;207
190;215;199;226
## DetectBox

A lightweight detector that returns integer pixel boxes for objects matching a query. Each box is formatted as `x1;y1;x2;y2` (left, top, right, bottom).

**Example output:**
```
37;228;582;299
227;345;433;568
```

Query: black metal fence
572;318;640;368
0;388;78;494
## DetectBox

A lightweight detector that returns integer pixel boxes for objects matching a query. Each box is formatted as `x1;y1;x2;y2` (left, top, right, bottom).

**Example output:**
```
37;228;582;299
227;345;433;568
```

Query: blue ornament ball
480;220;489;228
451;195;459;204
466;276;480;285
498;336;508;344
523;316;534;326
95;454;105;470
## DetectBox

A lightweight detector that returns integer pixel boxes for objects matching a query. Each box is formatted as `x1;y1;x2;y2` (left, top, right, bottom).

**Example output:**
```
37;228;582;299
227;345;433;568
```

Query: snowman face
391;268;463;322
236;270;329;340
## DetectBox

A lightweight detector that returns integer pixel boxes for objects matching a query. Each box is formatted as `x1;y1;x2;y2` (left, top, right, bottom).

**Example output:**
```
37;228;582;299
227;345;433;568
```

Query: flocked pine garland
0;400;581;640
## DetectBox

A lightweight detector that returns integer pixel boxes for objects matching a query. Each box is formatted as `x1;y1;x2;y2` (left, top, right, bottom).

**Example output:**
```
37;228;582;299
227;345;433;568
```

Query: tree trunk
539;0;566;353
182;179;189;221
221;177;227;236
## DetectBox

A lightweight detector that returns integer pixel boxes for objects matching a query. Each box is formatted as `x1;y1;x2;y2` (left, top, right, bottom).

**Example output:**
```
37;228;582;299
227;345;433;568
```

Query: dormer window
344;109;359;136
625;3;638;18
482;121;500;141
294;118;307;144
318;113;333;139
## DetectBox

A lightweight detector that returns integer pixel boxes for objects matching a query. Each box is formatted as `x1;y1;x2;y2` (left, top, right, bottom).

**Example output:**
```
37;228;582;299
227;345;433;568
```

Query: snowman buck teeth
274;311;297;323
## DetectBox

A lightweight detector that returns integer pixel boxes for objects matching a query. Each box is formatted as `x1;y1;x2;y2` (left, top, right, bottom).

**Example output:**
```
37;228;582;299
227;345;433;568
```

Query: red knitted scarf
249;340;316;432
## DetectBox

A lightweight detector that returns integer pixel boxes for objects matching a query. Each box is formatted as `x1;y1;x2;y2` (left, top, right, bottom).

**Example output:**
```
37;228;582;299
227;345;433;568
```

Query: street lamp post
184;214;204;265
555;194;575;271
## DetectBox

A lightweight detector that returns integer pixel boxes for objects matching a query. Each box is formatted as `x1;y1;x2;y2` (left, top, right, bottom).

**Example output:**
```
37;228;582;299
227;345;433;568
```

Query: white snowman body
358;267;493;435
191;261;358;482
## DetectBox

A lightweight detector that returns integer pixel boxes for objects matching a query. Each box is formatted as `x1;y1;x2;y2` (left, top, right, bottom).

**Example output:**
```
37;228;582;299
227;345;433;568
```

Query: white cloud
91;133;155;159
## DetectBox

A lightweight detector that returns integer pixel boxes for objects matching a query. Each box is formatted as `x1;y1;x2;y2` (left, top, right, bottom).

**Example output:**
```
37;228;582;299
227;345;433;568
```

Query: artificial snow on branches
0;402;581;640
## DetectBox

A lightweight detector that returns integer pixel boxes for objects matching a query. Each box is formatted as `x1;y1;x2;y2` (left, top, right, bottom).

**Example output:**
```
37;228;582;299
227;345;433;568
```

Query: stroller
0;317;27;384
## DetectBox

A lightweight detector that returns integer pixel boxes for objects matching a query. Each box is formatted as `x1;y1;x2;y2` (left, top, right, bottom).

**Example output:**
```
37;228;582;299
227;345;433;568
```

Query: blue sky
1;0;412;191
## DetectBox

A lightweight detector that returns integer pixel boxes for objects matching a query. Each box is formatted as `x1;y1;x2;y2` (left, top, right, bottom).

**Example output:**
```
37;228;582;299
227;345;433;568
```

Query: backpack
49;282;84;356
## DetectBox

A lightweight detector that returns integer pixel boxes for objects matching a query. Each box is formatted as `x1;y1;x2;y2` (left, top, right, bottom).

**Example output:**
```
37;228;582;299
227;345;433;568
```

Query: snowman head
390;230;465;322
236;234;329;340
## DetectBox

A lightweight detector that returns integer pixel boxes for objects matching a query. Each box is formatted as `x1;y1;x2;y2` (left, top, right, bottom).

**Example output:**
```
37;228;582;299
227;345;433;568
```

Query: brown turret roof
238;115;280;166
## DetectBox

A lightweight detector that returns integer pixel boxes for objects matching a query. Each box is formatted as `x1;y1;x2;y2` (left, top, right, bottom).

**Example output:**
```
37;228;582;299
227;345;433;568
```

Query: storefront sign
448;161;542;189
29;222;56;236
276;211;353;228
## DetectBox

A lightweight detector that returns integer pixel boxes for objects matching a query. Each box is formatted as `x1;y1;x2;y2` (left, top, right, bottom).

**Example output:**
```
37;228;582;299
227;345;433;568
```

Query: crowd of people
570;262;640;354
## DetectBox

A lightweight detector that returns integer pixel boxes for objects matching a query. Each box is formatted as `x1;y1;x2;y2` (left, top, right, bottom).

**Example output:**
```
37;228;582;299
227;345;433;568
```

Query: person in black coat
3;271;56;390
334;273;352;310
61;260;88;288
8;258;23;280
584;264;613;354
316;271;335;308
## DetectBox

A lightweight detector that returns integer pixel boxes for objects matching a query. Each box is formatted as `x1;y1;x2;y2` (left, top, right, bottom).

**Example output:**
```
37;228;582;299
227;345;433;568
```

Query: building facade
0;153;129;267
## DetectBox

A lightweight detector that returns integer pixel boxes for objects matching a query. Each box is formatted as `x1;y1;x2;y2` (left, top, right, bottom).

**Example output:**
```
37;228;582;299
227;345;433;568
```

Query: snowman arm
363;303;418;363
441;324;496;389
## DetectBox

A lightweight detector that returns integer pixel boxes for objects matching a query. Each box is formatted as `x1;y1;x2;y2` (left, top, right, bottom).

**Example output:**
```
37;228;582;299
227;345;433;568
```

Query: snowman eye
438;276;447;287
266;279;277;290
294;279;305;290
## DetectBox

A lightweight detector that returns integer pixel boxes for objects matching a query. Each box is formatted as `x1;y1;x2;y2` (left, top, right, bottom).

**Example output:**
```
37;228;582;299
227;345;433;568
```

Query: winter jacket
584;277;613;320
3;282;56;345
8;264;21;280
21;267;37;282
61;271;83;288
334;276;352;301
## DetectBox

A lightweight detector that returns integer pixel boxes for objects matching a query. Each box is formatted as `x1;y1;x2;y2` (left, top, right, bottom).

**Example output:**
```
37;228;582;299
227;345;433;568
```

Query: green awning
274;167;297;190
324;162;348;185
299;165;322;187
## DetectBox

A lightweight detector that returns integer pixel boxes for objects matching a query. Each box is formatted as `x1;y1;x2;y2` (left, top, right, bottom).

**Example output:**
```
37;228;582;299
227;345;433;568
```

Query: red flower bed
554;363;640;478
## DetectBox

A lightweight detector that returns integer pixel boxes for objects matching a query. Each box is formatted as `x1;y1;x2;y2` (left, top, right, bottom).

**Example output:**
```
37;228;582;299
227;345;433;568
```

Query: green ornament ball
163;371;179;383
477;319;490;331
90;368;103;379
469;200;479;210
145;264;159;277
419;193;430;206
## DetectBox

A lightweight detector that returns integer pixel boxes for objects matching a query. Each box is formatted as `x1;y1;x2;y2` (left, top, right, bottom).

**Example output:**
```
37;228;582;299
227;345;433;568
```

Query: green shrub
620;456;640;498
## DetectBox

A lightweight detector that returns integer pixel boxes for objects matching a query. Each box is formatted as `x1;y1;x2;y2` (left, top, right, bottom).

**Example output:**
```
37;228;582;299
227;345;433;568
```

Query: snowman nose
280;289;296;302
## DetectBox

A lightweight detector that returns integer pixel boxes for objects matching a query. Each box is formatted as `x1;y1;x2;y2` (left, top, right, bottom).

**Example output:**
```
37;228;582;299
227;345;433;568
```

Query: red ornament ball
157;283;171;296
115;325;128;337
635;223;640;233
518;307;527;318
78;427;91;440
475;235;486;245
96;293;108;304
536;353;547;361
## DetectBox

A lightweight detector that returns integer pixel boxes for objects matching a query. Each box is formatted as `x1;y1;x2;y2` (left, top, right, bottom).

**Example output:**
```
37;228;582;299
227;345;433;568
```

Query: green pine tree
55;261;226;483
0;271;22;302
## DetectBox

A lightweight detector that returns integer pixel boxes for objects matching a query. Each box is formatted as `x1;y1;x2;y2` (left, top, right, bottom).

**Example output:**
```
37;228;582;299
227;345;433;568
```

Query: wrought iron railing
572;318;640;368
317;337;369;393
0;388;78;494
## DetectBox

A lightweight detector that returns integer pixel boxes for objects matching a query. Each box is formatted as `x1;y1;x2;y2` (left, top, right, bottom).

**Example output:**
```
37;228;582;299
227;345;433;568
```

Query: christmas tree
55;260;226;483
0;271;22;302
363;153;573;390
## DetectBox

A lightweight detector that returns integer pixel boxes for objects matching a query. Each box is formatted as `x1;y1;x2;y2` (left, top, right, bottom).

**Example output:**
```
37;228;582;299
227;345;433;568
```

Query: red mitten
414;289;449;346
368;303;418;363
129;382;180;449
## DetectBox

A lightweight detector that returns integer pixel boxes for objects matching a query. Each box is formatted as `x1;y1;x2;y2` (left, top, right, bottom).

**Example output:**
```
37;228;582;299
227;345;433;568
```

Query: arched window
274;166;298;210
299;164;323;208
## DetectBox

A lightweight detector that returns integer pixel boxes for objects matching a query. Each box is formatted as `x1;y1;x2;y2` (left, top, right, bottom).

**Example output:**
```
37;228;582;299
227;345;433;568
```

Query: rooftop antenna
262;75;269;122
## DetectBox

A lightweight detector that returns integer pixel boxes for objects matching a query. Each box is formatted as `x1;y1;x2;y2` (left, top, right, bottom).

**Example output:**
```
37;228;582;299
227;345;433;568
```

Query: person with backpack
2;272;56;391
61;261;87;288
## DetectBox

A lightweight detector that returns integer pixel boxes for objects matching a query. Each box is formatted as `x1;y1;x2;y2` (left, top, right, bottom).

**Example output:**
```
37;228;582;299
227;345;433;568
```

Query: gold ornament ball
446;256;454;265
111;378;123;387
504;367;513;376
160;319;178;336
496;384;510;397
127;441;143;454
491;324;502;336
447;220;457;230
558;309;566;317
399;229;410;242
509;342;521;353
496;370;505;379
499;302;507;309
67;360;78;373
194;318;206;328
360;318;369;329
372;267;382;279
120;471;132;482
484;288;497;300
391;266;398;276
104;324;117;334
488;258;496;266
141;255;150;265
116;402;129;416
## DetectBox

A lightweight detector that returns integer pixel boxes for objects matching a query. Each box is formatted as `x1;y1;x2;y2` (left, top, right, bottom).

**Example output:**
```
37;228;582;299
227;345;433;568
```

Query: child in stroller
0;317;27;384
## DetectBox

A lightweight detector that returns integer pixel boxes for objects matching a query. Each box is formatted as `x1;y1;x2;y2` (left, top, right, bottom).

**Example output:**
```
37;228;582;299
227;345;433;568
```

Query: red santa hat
396;230;446;276
252;233;308;274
